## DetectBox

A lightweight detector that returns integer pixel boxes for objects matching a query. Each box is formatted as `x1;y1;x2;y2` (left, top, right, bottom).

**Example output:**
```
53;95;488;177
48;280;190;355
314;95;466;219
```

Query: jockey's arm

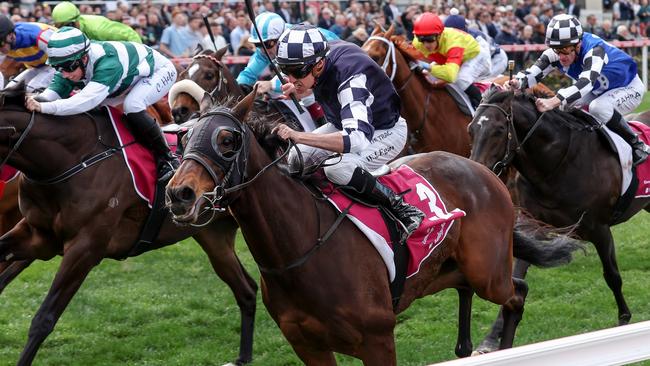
39;82;110;115
515;49;557;89
429;47;463;83
236;49;270;87
34;88;61;102
556;46;606;107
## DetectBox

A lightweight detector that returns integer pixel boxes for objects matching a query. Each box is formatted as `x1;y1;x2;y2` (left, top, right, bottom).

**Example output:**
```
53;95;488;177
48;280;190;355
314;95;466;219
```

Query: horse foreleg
474;259;531;354
17;237;102;366
193;216;258;365
455;287;474;357
358;334;397;366
0;219;57;262
589;226;630;325
0;259;34;295
499;278;528;349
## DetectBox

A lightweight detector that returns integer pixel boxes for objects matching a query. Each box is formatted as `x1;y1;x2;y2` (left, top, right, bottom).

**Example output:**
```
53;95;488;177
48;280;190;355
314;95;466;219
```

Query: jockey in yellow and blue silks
507;14;650;166
0;15;57;91
236;12;338;127
406;12;492;109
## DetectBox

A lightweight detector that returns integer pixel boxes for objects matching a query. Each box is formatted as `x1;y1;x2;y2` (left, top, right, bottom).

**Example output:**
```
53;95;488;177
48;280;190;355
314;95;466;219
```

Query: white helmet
249;12;286;43
546;14;583;47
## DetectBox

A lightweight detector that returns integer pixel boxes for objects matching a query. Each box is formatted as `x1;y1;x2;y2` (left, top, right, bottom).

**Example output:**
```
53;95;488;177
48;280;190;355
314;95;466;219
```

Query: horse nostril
177;186;196;203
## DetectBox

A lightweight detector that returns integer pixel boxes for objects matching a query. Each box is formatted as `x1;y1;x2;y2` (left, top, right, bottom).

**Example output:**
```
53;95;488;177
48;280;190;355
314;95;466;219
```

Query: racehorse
469;88;650;353
165;89;582;364
171;47;243;124
362;25;471;156
0;87;257;365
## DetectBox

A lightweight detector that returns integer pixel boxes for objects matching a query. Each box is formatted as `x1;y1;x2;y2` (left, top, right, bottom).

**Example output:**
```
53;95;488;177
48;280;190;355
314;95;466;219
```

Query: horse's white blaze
477;115;489;128
188;64;200;78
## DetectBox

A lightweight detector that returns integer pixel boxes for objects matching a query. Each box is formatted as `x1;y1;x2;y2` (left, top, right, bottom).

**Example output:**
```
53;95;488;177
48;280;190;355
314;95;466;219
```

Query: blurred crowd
1;0;649;67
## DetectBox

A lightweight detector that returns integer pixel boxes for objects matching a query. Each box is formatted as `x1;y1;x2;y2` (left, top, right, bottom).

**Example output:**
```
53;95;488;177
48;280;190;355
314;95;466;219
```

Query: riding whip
508;60;515;81
203;16;218;52
243;0;304;113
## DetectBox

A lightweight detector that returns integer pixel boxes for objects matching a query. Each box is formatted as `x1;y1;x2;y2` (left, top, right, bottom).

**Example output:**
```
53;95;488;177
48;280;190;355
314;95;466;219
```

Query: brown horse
469;88;650;353
362;26;471;156
165;89;582;364
0;87;257;366
171;47;243;124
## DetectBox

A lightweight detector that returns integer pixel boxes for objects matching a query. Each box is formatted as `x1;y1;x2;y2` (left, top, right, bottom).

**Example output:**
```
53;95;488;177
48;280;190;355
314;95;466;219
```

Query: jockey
0;15;57;91
443;10;508;78
236;12;339;127
24;27;178;178
405;12;492;109
272;24;424;238
508;14;650;166
52;1;142;43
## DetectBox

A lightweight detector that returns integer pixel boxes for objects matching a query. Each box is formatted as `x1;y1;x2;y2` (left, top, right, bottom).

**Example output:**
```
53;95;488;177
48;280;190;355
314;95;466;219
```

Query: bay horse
362;25;471;156
171;47;243;124
469;88;650;353
165;89;582;364
0;87;257;366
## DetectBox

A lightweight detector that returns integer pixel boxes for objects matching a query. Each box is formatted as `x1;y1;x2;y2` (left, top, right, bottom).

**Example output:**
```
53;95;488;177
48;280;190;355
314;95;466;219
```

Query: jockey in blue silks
508;14;650;166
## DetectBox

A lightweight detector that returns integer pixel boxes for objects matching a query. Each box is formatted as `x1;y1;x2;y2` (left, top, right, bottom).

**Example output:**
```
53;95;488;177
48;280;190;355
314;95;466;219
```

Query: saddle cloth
323;165;466;281
445;81;494;117
630;121;650;198
106;106;178;207
0;166;19;199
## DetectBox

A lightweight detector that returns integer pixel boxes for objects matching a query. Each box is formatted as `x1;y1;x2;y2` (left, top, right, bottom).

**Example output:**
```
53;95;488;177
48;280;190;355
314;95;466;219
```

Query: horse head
171;47;242;124
166;87;259;224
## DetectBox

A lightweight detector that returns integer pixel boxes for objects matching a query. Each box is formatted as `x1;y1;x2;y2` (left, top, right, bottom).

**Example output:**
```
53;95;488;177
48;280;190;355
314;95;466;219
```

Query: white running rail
431;321;650;366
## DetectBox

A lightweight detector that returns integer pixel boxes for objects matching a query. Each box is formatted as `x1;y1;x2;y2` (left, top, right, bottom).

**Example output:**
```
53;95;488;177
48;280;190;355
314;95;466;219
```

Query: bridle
180;109;293;227
366;35;419;93
192;53;229;100
476;100;547;176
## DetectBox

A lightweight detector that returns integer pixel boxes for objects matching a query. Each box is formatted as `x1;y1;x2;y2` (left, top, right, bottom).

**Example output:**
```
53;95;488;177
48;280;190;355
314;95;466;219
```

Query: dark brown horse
362;26;471;156
0;87;257;366
165;89;582;364
469;89;650;353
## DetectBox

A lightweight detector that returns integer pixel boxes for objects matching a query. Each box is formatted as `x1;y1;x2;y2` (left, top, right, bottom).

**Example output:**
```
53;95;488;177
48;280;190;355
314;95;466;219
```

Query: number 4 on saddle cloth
322;165;466;305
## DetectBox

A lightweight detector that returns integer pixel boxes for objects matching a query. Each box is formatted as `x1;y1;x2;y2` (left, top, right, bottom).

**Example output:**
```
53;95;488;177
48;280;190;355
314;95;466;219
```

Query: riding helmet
546;14;583;47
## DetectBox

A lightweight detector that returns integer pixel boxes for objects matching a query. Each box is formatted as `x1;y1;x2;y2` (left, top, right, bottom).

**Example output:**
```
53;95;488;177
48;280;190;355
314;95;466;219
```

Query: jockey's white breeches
573;75;645;123
288;117;407;185
6;66;55;92
489;49;508;79
106;50;177;114
454;36;492;90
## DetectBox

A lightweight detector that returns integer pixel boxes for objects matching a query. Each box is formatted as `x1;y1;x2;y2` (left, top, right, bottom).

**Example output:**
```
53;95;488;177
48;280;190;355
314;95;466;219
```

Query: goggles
54;58;83;73
278;62;316;79
418;34;439;43
551;45;577;55
254;39;277;50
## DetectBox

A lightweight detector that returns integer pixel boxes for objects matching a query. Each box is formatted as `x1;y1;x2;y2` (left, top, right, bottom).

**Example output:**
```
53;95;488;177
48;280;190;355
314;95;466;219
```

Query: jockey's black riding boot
126;111;179;180
347;167;425;240
464;84;482;109
606;110;650;166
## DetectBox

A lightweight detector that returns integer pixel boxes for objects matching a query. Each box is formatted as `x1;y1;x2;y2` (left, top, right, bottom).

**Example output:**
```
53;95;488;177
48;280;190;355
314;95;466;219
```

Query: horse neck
228;137;323;270
512;101;573;184
3;110;102;181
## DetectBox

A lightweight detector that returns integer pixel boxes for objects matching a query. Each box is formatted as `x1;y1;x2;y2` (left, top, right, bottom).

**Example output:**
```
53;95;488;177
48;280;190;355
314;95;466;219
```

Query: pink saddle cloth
630;121;650;198
324;165;466;281
106;106;177;207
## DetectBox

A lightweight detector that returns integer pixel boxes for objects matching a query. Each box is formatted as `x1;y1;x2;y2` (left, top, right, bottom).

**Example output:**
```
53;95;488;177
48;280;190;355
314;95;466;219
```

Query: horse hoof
471;350;488;357
618;314;631;326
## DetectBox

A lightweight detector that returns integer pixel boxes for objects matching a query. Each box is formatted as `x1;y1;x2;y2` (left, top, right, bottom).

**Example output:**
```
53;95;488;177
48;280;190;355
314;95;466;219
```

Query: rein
0;111;34;173
477;101;548;176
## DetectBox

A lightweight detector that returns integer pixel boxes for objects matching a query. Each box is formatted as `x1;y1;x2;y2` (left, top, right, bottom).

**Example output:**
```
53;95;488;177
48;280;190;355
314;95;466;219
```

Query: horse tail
512;211;586;268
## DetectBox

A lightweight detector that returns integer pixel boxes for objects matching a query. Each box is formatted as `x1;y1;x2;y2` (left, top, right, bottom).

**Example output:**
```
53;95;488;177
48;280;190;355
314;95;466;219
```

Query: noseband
476;100;547;176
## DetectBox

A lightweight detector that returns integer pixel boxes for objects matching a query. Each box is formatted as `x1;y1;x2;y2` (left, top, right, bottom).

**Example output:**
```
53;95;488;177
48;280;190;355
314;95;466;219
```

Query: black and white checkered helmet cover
276;23;329;65
546;14;583;47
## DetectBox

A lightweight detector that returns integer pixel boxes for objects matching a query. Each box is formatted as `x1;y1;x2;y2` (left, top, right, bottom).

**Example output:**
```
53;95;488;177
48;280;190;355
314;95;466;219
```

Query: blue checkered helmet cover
546;14;583;47
275;23;329;65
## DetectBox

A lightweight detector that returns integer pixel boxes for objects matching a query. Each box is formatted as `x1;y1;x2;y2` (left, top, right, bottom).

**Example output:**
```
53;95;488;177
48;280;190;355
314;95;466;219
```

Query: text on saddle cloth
106;106;178;207
324;165;466;282
630;121;650;198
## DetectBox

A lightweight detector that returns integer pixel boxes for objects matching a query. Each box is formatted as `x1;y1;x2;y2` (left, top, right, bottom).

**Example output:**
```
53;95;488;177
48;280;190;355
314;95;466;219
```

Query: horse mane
0;82;28;107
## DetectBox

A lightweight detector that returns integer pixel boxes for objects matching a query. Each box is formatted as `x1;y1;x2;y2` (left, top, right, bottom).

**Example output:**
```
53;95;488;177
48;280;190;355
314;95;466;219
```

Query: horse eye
180;107;188;114
205;73;214;80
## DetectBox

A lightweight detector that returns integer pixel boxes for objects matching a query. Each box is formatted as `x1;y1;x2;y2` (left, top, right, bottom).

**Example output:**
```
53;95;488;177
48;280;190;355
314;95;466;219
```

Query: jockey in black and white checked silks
276;24;329;65
276;24;425;236
545;14;583;47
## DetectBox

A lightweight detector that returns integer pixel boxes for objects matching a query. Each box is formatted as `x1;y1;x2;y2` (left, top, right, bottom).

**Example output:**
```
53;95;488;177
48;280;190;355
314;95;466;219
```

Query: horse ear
384;23;395;38
199;91;214;114
232;84;257;122
371;25;382;36
215;45;228;60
